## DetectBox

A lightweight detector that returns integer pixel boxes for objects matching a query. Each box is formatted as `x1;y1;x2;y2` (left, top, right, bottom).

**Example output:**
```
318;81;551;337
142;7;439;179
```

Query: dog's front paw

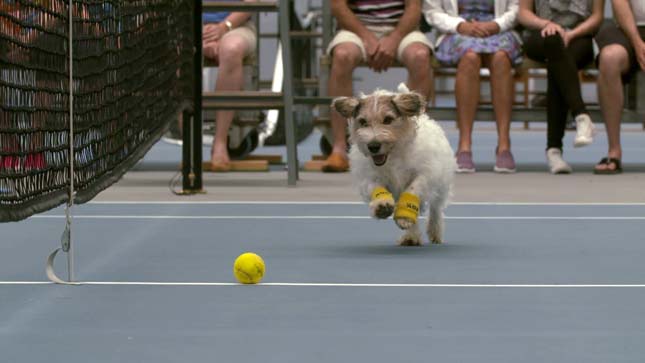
369;199;394;219
394;217;416;230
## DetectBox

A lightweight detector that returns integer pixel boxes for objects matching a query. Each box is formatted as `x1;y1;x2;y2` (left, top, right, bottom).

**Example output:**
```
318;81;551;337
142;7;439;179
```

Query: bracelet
224;20;233;31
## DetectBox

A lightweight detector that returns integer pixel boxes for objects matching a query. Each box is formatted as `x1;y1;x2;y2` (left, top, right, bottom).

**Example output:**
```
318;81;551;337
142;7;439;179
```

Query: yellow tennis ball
233;252;265;284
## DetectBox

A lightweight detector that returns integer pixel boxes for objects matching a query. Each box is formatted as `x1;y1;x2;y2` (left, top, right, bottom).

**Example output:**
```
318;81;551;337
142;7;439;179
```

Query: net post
182;0;204;193
279;0;298;185
66;0;75;283
46;0;78;285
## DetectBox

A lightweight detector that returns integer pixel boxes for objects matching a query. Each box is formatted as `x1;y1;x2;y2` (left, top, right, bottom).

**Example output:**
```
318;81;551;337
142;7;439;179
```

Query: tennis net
1;0;194;222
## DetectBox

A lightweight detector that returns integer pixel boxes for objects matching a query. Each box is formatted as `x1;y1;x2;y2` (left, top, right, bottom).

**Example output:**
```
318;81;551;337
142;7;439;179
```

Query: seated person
518;0;604;174
425;0;522;173
323;0;434;172
202;1;256;171
594;0;645;174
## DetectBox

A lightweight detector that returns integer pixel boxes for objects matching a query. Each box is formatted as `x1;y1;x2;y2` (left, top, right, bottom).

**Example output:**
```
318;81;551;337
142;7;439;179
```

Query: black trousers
524;31;594;149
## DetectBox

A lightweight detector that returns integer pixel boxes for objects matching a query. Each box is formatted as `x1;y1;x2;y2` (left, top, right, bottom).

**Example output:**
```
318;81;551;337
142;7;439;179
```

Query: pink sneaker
456;151;475;173
494;150;516;173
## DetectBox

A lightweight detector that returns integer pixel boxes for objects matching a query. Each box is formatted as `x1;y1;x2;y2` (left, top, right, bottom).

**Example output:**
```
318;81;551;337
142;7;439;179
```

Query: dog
332;84;456;246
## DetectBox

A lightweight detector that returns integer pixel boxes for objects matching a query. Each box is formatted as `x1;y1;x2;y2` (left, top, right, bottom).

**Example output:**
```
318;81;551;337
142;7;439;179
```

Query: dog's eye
382;116;394;125
357;118;368;127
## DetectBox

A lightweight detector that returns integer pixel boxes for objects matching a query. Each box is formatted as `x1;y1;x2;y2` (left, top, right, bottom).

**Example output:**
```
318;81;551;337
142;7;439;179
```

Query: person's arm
390;0;423;39
424;0;487;36
203;0;253;43
373;0;423;71
331;0;380;61
475;0;520;36
613;0;645;70
518;0;551;29
564;0;604;45
518;0;567;38
492;0;519;33
423;0;467;33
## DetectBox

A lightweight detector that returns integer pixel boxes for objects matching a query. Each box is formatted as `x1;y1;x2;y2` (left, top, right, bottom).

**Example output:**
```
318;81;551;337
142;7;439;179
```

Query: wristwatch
224;20;233;31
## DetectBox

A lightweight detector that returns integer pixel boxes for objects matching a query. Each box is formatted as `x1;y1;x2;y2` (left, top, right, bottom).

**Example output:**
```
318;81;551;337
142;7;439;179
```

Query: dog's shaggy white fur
333;84;456;245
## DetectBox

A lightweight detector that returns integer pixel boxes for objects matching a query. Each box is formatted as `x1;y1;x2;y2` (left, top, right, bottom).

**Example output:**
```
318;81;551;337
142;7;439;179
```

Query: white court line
88;201;645;206
31;215;645;220
1;281;645;288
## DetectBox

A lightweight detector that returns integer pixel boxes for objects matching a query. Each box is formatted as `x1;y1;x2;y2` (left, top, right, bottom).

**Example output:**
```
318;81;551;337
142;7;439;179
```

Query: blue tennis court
2;201;645;362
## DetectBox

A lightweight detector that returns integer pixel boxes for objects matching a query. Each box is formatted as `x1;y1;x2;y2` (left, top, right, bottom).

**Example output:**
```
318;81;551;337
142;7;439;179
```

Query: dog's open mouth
371;154;388;166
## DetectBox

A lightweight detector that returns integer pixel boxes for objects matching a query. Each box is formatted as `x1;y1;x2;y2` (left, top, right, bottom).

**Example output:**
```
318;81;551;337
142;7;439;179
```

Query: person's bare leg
484;51;513;153
211;35;249;167
401;43;433;100
455;51;481;153
325;43;361;164
596;44;630;171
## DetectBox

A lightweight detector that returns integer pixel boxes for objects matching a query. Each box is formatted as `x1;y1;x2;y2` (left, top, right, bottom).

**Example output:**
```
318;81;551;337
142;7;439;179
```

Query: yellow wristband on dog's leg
395;192;420;223
371;186;393;202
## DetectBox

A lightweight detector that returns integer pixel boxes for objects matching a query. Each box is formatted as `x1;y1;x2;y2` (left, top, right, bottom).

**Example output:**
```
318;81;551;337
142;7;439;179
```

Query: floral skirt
435;31;522;66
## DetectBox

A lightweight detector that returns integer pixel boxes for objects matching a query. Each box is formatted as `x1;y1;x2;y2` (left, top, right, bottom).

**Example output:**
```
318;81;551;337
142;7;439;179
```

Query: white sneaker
573;113;594;147
546;148;572;174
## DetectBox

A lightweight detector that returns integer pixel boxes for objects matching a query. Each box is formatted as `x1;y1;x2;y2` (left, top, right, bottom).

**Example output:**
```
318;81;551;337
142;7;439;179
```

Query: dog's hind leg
397;223;422;246
426;207;444;244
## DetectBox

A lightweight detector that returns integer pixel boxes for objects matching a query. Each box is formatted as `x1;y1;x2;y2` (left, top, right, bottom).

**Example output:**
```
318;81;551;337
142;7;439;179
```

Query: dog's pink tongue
372;154;386;165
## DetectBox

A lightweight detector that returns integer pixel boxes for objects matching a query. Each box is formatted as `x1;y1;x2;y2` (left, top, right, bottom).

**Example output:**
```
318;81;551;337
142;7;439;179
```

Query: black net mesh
1;0;193;222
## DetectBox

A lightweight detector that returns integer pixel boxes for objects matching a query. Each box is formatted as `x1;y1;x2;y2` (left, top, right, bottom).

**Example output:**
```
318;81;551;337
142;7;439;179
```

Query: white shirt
424;0;519;33
632;0;645;25
423;0;519;46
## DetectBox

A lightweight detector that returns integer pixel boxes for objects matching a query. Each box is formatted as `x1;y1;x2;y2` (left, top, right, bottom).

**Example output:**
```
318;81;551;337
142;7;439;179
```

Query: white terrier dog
332;84;456;246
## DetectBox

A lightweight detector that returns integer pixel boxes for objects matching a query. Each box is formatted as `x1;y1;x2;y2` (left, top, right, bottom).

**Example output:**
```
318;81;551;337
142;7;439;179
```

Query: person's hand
362;33;381;67
203;42;219;60
562;31;574;47
371;33;400;72
203;22;227;42
635;40;645;71
457;21;489;37
479;21;500;36
541;21;565;38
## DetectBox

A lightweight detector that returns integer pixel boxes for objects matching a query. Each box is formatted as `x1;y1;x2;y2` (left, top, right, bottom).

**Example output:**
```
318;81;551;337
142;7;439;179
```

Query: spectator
323;0;434;172
425;0;522;173
203;1;256;171
519;0;604;174
594;0;645;174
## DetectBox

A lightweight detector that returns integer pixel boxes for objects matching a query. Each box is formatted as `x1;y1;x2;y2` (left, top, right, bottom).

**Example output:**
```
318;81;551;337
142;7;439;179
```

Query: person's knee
543;34;565;59
598;45;629;75
405;44;431;68
458;51;481;72
332;44;361;71
489;51;511;71
218;37;247;63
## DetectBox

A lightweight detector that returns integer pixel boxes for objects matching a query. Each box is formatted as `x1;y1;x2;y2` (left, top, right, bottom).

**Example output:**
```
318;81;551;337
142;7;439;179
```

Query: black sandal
593;157;622;175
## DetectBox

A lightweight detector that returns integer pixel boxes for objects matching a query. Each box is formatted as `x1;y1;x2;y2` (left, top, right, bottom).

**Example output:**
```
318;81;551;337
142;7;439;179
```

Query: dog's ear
391;92;425;117
332;97;360;119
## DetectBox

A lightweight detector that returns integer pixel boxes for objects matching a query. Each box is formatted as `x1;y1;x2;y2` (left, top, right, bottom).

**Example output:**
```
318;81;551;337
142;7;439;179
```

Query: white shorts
326;25;432;62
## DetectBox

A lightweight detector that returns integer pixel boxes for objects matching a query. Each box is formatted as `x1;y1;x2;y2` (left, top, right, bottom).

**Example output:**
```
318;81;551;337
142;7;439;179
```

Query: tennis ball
233;252;265;284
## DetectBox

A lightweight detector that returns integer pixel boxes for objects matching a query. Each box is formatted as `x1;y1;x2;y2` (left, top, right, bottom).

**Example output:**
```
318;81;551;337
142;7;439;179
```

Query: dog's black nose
367;142;381;154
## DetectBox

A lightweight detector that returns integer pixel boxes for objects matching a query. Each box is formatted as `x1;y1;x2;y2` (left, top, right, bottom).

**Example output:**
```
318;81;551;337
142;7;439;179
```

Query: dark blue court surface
1;202;645;362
